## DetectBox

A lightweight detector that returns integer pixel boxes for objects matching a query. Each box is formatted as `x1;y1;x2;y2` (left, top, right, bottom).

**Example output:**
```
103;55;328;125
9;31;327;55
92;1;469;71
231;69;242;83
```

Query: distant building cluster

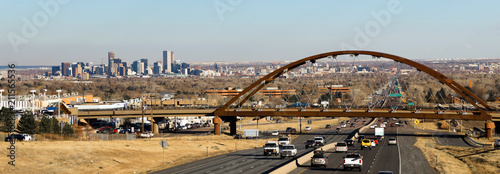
48;50;193;79
5;56;498;80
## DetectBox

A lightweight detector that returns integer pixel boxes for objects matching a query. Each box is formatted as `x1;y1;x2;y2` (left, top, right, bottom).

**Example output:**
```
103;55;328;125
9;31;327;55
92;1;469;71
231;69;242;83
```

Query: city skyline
1;1;500;66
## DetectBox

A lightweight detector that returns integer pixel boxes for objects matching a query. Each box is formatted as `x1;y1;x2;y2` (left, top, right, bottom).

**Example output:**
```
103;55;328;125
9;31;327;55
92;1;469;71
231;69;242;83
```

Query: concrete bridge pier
152;117;163;135
485;121;496;139
227;116;237;136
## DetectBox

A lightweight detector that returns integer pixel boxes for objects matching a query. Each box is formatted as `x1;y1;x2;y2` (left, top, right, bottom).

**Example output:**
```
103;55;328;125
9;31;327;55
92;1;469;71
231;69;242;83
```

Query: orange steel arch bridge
211;50;497;138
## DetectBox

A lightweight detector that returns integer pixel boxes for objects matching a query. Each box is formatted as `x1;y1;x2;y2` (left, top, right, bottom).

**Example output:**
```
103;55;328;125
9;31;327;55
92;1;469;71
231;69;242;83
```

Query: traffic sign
160;139;168;148
414;120;420;125
408;102;415;106
390;93;402;97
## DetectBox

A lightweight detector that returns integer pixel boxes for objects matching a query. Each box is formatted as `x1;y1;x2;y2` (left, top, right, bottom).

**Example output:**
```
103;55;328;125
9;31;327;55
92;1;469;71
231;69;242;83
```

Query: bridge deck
77;108;499;121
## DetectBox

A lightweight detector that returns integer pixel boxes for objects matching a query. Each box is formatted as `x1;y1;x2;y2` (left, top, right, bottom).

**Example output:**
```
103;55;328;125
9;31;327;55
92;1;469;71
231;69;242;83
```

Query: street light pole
56;90;62;117
43;89;47;109
30;90;36;114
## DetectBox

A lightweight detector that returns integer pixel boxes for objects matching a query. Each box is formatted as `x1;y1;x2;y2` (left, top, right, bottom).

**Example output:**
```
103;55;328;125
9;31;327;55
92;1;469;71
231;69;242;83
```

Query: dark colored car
326;124;332;129
287;128;297;134
350;123;355;127
234;134;243;139
305;139;317;148
345;139;355;146
276;119;282;123
4;134;26;141
354;119;358;122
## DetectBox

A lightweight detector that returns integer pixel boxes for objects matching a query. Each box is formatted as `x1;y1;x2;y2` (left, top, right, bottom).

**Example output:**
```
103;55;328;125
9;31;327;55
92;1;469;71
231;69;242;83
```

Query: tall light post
30;90;36;114
43;89;47;104
56;89;62;117
0;89;4;109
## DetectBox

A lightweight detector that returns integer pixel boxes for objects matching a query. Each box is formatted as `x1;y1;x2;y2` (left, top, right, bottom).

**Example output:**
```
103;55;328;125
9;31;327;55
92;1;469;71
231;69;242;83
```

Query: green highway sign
408;102;415;106
390;93;402;97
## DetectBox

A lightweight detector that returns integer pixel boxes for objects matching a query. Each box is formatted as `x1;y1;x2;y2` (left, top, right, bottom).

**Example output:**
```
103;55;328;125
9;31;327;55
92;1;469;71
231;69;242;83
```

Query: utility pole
57;90;62;117
142;95;145;133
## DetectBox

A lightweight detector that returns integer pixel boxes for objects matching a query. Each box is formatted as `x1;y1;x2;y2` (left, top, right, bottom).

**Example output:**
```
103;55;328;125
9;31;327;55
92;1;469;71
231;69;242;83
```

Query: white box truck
244;129;259;138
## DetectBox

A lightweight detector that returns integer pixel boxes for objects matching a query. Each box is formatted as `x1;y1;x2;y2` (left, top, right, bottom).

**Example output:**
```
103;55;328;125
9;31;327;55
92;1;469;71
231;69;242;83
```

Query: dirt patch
415;137;500;174
0;135;274;174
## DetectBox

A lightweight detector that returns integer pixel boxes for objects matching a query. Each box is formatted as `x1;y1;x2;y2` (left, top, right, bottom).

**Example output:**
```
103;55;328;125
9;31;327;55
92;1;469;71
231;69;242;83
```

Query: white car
387;137;397;145
341;123;347;128
272;130;279;136
21;134;32;141
305;126;312;131
370;125;377;129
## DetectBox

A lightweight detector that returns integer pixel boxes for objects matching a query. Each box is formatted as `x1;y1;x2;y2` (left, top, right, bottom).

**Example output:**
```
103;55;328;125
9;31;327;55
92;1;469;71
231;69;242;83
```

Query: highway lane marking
397;127;402;174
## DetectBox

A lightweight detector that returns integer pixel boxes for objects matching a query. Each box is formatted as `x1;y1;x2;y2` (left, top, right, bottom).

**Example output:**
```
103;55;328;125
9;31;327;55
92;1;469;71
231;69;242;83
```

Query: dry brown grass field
0;135;274;174
415;137;500;174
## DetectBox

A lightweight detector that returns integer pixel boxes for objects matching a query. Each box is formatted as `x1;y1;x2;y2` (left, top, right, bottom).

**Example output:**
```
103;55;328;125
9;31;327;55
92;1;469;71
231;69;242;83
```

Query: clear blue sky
1;0;499;65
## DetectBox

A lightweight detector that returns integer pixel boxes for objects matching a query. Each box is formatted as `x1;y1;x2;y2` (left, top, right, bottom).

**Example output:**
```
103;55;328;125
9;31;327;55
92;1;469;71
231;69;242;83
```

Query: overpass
77;50;499;138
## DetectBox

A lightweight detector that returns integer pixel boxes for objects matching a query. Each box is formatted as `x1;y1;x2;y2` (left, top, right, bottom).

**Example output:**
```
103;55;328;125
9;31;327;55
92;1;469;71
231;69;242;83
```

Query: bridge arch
214;50;493;116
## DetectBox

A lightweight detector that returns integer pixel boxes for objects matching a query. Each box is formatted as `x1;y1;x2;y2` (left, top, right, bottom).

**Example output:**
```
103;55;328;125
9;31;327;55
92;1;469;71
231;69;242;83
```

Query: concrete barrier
270;118;376;174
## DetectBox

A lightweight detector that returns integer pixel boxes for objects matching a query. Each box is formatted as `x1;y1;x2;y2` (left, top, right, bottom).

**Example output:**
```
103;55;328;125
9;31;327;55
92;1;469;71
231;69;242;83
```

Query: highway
152;118;368;174
289;119;436;174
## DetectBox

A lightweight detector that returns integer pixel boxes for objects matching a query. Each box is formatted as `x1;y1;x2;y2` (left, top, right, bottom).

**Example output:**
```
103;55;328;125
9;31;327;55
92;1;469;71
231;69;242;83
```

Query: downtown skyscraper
163;51;174;73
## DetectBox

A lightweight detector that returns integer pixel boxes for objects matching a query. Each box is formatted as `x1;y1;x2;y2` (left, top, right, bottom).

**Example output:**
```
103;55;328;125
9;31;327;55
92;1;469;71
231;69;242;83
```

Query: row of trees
0;108;74;135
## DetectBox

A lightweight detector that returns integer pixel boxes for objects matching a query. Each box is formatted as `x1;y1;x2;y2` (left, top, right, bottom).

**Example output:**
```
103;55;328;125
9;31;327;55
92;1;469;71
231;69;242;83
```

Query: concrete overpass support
485;121;495;139
228;116;237;135
152;117;163;135
214;117;222;135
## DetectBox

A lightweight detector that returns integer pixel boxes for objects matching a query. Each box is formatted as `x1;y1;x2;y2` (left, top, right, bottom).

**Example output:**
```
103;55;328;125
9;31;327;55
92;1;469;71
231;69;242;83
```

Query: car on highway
280;145;297;159
305;126;312;131
276;119;282;123
370;124;377;128
271;130;279;136
314;136;325;146
345;139;355;146
350;123;355;127
4;134;30;141
325;124;332;129
343;153;363;171
354;119;358;122
335;142;348;152
311;150;328;168
387;137;397;145
305;139;317;149
391;123;396;127
341;123;347;128
494;139;500;149
369;137;379;145
278;137;291;146
286;127;297;134
361;139;372;150
263;141;280;156
378;171;393;174
336;127;342;133
234;134;243;139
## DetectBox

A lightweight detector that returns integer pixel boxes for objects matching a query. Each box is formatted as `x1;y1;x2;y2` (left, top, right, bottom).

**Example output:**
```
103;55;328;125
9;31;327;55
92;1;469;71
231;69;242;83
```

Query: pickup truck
335;142;348;152
140;131;154;138
280;145;297;159
343;153;363;171
361;139;372;150
263;141;280;156
314;136;325;146
278;137;291;146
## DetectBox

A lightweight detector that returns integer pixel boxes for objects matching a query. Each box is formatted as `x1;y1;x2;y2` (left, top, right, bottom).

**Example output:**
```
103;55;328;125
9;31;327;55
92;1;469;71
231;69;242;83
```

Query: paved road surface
289;119;437;174
152;118;367;174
